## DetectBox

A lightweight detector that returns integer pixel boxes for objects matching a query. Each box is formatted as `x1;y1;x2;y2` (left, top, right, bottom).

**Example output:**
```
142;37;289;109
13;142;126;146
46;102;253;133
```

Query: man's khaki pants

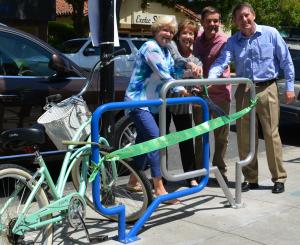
235;83;287;183
193;100;230;175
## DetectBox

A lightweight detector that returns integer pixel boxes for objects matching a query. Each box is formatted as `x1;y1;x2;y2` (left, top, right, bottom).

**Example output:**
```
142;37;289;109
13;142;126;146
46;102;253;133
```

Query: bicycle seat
0;125;45;150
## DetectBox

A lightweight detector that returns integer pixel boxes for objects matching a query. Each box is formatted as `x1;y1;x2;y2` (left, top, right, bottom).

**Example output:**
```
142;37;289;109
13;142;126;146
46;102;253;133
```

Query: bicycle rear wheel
71;151;153;223
0;164;53;245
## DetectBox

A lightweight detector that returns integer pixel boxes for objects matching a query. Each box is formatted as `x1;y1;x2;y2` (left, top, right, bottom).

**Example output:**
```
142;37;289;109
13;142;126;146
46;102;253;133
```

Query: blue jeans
129;109;161;177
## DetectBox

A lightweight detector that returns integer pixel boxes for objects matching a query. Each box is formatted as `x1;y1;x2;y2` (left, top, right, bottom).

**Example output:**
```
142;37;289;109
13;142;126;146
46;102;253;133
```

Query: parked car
60;37;148;76
0;25;137;168
278;39;300;124
59;37;148;149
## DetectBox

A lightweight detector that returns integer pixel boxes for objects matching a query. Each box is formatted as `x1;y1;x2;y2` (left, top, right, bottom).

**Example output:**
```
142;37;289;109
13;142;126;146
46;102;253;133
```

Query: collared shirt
208;24;295;91
194;31;231;102
125;39;175;113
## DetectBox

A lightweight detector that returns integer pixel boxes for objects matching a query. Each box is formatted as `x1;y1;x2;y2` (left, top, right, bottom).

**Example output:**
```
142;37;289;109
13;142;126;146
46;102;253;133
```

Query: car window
131;40;147;50
114;40;131;55
290;49;300;81
0;31;55;76
0;48;19;75
61;39;87;54
83;42;100;56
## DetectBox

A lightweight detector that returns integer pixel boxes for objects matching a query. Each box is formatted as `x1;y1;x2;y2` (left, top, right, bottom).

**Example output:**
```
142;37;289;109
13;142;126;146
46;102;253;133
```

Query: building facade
119;0;201;36
56;0;201;37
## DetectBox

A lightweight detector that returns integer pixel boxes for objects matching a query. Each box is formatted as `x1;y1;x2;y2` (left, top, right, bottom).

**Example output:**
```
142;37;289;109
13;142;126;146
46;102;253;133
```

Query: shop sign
132;12;175;25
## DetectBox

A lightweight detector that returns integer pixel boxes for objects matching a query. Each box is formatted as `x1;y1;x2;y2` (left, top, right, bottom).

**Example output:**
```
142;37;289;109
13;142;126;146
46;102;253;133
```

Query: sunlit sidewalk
54;145;300;245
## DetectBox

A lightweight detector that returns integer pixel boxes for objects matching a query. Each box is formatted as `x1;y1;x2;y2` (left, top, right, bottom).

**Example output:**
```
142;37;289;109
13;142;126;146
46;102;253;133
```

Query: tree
152;0;300;29
249;0;300;27
64;0;87;37
151;0;239;28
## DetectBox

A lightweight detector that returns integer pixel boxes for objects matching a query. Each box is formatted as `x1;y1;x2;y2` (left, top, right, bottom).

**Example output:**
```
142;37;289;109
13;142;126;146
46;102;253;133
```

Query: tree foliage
64;0;87;37
247;0;300;27
64;0;300;37
152;0;300;29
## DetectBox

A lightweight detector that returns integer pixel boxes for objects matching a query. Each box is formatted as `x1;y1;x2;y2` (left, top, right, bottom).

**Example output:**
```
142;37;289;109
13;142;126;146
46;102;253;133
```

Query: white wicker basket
37;99;91;150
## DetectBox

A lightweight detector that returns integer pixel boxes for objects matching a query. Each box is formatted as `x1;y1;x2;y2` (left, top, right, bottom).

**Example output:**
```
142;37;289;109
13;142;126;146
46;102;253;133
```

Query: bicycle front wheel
71;152;152;223
0;164;53;245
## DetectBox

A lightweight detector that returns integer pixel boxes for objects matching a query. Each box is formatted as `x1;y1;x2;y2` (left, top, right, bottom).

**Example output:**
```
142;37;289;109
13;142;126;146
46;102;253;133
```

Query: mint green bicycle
0;53;152;244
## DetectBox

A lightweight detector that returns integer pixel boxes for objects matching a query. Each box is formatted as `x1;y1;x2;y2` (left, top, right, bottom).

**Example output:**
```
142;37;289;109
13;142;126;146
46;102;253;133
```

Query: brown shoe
153;193;181;205
126;183;143;193
162;198;181;205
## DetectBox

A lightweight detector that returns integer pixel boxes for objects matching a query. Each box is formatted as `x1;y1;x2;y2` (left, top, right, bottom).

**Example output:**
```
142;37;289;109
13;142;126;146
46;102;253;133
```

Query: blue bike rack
91;96;209;243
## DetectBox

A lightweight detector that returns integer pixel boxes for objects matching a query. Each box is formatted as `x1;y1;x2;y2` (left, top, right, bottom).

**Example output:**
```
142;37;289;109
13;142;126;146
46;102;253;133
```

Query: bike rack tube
159;94;209;181
91;97;209;243
159;78;256;208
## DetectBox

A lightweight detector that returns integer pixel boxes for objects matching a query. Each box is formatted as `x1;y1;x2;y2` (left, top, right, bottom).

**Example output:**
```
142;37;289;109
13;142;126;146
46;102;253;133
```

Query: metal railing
159;77;256;208
89;77;256;242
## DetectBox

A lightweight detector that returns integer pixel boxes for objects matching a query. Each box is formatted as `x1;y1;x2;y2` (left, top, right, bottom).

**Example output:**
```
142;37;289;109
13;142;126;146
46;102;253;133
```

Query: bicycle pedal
89;235;109;244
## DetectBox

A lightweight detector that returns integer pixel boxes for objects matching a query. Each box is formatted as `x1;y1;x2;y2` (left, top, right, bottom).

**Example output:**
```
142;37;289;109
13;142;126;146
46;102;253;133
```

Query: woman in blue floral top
125;16;180;203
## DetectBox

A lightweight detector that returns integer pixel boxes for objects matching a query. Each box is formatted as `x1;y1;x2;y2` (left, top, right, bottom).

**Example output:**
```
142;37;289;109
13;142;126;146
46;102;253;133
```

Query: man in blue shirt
208;2;295;194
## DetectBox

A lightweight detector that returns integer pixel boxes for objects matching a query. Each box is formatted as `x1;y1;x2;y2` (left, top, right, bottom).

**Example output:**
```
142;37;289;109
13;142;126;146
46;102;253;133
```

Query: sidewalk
54;145;300;245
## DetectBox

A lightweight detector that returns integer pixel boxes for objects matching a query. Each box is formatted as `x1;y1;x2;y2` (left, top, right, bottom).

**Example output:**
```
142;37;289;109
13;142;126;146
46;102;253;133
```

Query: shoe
162;199;181;205
272;182;285;194
126;183;143;193
153;193;181;205
241;182;259;192
188;180;198;187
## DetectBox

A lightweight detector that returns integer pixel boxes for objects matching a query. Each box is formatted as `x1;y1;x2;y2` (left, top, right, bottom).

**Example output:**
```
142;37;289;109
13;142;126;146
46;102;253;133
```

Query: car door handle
0;94;18;102
0;94;18;98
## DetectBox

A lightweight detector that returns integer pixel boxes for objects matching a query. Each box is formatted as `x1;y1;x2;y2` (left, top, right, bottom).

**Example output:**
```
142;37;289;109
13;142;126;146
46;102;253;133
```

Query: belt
255;79;276;87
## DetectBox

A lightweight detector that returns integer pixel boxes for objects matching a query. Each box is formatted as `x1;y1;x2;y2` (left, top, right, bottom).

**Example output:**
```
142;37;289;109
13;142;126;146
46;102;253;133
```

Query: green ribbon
88;98;257;182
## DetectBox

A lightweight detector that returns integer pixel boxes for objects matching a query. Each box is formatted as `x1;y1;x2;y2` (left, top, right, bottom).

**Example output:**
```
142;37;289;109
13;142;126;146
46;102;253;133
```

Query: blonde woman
125;16;180;203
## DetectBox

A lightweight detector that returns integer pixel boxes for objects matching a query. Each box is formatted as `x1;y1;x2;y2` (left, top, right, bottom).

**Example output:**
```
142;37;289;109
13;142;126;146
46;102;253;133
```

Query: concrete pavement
54;145;300;245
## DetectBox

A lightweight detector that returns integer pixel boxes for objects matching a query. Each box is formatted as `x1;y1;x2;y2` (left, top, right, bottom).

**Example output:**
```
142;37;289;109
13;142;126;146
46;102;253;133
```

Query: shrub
48;21;76;49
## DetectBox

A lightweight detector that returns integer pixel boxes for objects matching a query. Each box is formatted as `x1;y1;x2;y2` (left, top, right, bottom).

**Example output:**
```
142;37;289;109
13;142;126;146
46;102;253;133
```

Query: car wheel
114;115;136;149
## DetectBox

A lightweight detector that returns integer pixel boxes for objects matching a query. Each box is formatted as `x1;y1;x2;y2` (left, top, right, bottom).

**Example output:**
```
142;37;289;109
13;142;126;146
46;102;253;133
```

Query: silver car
59;37;148;149
60;37;148;76
278;39;300;124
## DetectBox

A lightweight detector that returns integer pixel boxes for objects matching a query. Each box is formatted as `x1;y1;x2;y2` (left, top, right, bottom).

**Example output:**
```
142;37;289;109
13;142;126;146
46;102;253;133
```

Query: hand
285;91;295;104
186;62;202;78
190;86;203;95
179;89;189;96
244;84;251;93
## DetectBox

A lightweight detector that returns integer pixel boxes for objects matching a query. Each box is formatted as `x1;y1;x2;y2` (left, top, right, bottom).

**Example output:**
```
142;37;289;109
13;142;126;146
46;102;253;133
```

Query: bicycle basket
37;98;91;150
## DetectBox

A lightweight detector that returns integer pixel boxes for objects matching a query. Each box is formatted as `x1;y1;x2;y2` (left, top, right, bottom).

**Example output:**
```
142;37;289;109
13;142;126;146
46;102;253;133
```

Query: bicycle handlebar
76;48;126;98
45;48;127;107
102;48;126;61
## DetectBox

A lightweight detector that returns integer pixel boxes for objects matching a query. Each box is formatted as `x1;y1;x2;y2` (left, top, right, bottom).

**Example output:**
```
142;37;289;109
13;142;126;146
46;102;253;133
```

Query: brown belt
255;79;276;87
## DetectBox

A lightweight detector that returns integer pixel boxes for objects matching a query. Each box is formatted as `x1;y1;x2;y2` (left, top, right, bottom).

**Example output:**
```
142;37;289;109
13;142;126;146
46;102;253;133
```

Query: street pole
100;0;115;144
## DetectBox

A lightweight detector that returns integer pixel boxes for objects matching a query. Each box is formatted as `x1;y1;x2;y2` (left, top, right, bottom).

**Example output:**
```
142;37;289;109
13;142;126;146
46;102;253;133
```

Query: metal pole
100;0;115;144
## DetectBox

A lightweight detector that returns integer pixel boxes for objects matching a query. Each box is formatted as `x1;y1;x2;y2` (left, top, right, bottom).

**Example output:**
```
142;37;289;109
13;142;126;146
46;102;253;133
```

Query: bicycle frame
2;117;112;236
0;52;124;238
